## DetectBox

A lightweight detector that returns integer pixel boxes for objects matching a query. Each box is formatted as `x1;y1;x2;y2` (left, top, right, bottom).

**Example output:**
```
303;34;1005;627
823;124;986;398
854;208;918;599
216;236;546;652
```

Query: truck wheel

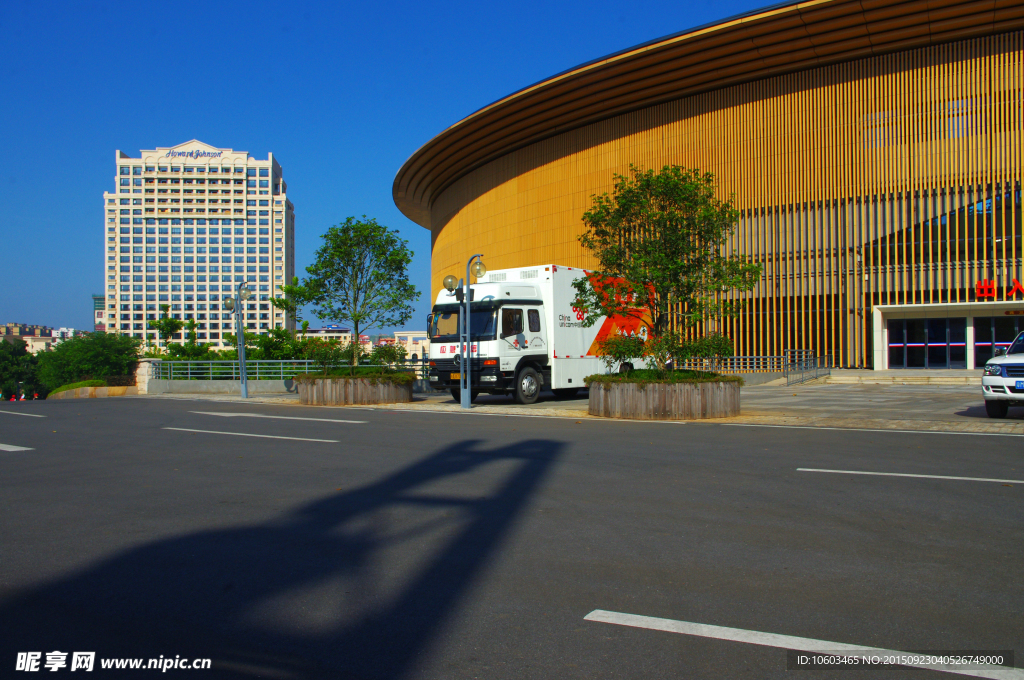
450;388;479;403
985;400;1009;418
514;367;541;405
552;388;579;399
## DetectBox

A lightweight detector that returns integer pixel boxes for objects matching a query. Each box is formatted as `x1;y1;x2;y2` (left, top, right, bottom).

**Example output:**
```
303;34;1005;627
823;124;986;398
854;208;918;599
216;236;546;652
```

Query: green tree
303;338;345;376
147;305;184;351
35;333;141;391
166;319;213;360
0;339;41;399
572;165;762;369
369;342;407;368
272;216;419;374
249;327;306;361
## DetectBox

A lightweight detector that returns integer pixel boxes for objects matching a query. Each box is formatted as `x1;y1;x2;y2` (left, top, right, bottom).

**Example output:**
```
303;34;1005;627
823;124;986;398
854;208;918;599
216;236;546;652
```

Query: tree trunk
351;323;359;376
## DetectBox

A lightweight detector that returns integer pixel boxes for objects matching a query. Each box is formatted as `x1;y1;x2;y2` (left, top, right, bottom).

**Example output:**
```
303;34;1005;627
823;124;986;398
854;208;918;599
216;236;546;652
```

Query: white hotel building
102;140;295;346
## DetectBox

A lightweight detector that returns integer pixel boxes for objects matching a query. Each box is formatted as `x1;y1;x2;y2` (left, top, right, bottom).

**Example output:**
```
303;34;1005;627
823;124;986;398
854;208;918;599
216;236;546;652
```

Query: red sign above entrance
974;278;1024;300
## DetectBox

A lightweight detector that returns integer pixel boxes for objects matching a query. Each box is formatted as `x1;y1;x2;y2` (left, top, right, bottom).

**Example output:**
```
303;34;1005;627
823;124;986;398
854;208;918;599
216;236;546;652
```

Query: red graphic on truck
577;272;652;356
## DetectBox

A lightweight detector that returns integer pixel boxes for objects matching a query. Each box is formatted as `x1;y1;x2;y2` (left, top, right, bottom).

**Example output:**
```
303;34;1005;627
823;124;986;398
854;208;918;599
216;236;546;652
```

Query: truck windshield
430;307;498;341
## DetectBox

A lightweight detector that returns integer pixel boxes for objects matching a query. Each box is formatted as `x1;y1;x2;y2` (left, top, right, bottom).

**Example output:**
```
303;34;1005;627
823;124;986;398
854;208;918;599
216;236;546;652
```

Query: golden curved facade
396;0;1024;368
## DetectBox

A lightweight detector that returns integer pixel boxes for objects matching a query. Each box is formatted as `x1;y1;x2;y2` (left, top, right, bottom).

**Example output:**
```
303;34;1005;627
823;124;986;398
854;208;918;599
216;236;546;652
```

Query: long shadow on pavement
0;438;564;679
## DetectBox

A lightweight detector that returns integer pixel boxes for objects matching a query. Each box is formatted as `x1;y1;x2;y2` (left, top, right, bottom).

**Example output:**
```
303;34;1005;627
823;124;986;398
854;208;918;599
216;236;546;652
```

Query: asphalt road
0;398;1021;679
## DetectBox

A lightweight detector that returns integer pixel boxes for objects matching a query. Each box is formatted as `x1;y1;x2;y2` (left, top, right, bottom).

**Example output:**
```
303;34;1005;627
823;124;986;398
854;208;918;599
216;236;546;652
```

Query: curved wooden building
394;0;1024;369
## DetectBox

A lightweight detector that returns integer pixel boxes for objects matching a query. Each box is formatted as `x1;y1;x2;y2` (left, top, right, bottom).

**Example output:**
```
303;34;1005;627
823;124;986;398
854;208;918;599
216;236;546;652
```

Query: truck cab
427;282;553;403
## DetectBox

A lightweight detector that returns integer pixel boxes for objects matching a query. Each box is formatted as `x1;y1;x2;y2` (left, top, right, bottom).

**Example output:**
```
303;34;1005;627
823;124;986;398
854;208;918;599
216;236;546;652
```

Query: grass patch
585;369;743;387
294;370;416;386
47;379;106;396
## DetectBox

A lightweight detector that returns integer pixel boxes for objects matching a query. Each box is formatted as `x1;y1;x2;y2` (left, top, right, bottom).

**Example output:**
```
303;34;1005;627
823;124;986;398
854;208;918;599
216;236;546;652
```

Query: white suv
982;331;1024;418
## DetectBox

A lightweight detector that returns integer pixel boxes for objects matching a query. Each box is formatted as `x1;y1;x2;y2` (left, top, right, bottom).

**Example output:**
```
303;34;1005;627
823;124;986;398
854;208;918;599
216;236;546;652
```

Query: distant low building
304;326;351;342
22;336;56;354
2;324;58;354
3;323;54;338
394;331;430;362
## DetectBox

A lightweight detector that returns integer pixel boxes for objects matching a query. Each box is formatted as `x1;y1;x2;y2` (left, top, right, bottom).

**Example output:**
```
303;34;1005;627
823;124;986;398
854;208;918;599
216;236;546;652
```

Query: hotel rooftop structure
102;140;295;347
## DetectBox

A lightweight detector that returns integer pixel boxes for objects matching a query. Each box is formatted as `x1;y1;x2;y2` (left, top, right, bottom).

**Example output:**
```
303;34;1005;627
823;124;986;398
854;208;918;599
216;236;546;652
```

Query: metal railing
153;360;429;381
784;351;832;386
677;355;786;374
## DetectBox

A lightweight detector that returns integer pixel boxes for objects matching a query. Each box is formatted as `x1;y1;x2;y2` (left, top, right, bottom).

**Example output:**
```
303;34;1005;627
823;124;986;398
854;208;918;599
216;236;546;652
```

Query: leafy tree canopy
572;165;762;337
35;333;141;391
271;216;419;368
148;305;184;348
0;339;41;399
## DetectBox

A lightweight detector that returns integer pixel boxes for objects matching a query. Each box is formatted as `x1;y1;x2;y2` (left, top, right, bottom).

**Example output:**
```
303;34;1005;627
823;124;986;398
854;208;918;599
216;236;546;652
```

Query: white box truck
427;264;649;403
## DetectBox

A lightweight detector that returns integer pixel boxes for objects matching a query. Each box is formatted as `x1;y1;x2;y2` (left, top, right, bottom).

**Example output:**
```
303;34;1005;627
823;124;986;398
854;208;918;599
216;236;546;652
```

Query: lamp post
459;254;486;409
222;281;253;398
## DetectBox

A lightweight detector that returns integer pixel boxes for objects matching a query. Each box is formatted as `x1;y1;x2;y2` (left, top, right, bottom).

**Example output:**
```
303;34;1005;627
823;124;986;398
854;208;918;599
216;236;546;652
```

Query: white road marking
0;443;34;451
0;410;46;418
798;468;1024;485
723;423;1024;437
190;411;366;424
162;427;338;443
584;610;1024;679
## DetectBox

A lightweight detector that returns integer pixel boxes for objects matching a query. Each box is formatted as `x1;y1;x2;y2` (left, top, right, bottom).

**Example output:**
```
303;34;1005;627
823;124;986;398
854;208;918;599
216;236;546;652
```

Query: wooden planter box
589;381;740;420
298;377;413;406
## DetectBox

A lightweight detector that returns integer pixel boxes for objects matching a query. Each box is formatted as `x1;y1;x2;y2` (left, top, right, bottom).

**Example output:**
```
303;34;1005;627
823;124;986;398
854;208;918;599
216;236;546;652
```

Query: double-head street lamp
222;281;253;399
447;254;486;410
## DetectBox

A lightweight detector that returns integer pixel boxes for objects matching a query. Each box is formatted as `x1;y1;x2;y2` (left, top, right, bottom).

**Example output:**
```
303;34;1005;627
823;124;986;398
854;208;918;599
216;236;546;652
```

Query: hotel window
171;166;180;172
259;180;268;188
120;198;130;205
145;166;155;172
259;168;268;177
133;167;142;175
120;178;130;186
247;180;256;187
120;167;130;175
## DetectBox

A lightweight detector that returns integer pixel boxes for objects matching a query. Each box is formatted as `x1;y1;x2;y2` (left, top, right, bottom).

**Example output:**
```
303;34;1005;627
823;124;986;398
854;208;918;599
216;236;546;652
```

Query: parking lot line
190;411;366;424
0;410;46;418
162;427;338;443
797;468;1023;485
0;443;34;451
584;610;1024;679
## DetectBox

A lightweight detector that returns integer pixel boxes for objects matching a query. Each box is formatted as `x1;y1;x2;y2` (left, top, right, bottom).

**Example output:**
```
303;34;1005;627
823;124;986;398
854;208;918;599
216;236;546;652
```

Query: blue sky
0;0;763;334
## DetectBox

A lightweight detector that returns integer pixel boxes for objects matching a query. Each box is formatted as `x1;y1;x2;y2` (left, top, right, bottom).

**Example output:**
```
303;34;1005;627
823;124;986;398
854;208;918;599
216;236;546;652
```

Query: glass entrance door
887;318;967;368
974;316;1023;366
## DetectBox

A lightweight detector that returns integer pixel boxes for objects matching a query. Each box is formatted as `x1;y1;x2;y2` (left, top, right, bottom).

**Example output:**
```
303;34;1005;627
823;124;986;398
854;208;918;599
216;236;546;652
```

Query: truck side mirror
426;313;433;331
994;347;1006;357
